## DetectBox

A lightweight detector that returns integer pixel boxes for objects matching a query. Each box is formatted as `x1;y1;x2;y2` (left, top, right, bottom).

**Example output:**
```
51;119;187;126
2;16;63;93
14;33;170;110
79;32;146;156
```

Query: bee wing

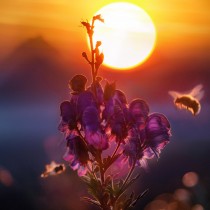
189;84;204;100
168;91;181;99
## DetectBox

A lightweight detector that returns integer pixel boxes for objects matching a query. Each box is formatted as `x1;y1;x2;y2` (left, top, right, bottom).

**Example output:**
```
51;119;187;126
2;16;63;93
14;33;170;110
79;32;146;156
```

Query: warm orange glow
92;2;156;70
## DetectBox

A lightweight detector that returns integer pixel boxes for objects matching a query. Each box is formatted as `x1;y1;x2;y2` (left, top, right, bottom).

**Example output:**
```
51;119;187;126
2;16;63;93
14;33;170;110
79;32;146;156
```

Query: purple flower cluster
58;74;171;176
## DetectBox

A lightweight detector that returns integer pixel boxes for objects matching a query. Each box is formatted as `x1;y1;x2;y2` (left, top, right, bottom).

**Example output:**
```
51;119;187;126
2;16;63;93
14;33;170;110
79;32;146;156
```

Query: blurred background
0;0;209;209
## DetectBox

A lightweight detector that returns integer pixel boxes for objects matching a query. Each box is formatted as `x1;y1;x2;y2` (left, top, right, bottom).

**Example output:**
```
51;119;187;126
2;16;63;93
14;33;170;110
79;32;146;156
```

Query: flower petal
145;113;171;150
77;91;97;120
85;130;108;150
82;106;100;132
129;99;149;125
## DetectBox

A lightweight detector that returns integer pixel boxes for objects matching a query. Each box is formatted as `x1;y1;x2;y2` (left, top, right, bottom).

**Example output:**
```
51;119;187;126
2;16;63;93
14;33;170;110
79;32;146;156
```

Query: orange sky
0;0;209;65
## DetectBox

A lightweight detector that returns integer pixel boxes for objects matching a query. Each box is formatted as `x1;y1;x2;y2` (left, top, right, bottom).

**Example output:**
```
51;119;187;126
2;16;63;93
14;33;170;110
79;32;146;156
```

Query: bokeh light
182;171;199;187
191;204;204;210
144;199;168;210
173;188;191;202
0;167;13;187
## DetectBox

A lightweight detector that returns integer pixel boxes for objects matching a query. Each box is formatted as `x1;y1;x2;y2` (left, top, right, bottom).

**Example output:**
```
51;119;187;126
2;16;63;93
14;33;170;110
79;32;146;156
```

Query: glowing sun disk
92;3;156;70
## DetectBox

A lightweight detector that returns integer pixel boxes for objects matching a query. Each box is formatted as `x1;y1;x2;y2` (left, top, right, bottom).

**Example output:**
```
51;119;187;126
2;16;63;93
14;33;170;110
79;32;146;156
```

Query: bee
168;84;204;116
41;161;65;178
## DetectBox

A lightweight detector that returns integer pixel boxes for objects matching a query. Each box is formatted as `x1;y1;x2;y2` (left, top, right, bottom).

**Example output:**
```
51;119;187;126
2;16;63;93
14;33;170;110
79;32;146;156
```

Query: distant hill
0;36;71;104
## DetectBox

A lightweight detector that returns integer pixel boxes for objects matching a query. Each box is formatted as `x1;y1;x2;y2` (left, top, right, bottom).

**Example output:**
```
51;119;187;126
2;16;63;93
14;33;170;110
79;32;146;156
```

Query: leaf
80;175;90;184
130;189;149;207
124;198;133;210
93;14;104;23
81;173;103;202
81;21;90;27
115;173;141;200
123;173;141;192
81;197;101;207
85;176;103;202
81;21;91;34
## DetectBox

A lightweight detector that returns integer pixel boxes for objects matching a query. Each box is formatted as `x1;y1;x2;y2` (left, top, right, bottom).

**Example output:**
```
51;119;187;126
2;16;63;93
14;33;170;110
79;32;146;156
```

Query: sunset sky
0;0;209;63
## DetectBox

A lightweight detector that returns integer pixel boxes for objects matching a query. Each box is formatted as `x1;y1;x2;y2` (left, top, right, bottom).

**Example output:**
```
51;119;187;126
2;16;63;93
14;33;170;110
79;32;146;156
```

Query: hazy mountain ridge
0;36;71;104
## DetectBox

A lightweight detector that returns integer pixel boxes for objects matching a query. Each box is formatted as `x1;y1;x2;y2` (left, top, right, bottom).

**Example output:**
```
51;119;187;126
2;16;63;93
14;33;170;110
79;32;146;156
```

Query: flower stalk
57;15;172;210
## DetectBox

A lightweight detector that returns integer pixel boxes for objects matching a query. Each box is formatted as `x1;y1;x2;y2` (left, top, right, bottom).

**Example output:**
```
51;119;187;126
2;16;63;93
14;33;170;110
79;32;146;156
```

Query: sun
92;2;156;70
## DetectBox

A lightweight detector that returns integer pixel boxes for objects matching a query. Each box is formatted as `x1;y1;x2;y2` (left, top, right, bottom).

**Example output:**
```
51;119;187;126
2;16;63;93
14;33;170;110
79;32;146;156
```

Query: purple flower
82;106;100;132
69;74;87;93
113;89;128;105
82;106;108;150
145;113;171;156
129;99;149;127
123;128;147;167
109;104;128;141
123;135;155;168
63;135;89;176
88;77;104;105
59;101;76;129
85;130;108;150
103;89;129;141
123;111;171;167
76;90;97;120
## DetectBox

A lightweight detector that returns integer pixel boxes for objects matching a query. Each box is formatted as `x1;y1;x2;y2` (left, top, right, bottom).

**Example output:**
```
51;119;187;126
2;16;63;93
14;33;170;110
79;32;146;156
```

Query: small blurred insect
168;84;204;116
41;161;65;178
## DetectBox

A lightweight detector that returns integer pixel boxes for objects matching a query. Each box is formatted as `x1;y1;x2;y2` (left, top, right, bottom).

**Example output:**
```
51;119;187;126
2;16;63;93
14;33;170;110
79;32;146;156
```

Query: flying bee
168;84;204;116
41;161;65;178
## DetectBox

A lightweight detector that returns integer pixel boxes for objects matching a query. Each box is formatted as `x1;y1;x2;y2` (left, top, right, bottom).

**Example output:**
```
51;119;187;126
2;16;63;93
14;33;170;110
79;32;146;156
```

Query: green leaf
81;197;101;207
122;173;141;192
81;173;103;202
130;189;149;207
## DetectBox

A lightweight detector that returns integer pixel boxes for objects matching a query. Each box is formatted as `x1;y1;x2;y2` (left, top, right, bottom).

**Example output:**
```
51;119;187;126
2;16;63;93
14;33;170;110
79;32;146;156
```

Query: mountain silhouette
0;36;71;104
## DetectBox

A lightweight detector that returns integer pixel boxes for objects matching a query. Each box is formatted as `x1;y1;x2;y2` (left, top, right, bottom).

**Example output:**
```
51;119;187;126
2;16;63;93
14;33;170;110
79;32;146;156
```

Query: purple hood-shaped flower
69;74;87;93
129;99;149;127
82;106;100;132
85;130;108;150
124;105;171;166
76;90;97;120
59;101;76;129
123;128;153;167
88;77;104;105
145;113;171;156
82;106;108;150
109;103;128;141
103;89;129;141
63;135;89;176
103;89;128;119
